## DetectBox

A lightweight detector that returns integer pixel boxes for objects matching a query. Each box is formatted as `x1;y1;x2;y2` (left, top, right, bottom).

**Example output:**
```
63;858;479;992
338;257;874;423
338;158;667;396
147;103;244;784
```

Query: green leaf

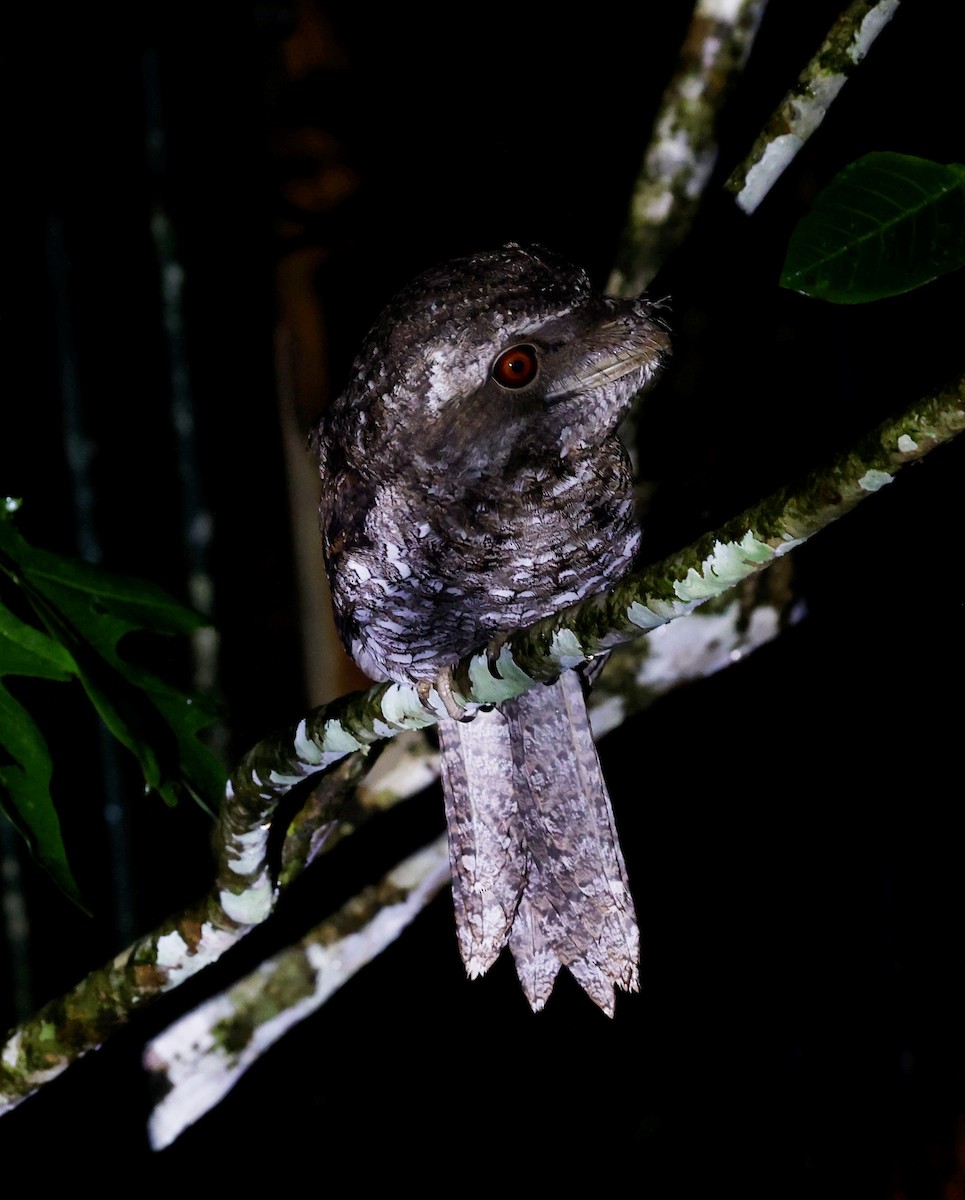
0;605;83;904
781;152;965;303
0;601;76;680
0;691;86;908
0;517;224;855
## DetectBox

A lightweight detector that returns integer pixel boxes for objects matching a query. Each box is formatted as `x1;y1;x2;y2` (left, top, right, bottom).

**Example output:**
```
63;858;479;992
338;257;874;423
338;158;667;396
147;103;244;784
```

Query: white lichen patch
851;0;900;62
2;1029;22;1070
321;717;365;754
379;682;440;729
219;869;275;926
858;468;893;492
145;994;237;1150
738;70;845;214
301;846;448;989
268;768;309;786
797;72;848;129
468;642;535;704
775;534;806;557
155;929;190;969
737;135;802;213
699;0;749;21
155;923;244;990
224;826;269;877
640;184;675;225
626;600;672;630
293;718;325;765
674;531;773;602
685;149;719;201
897;434;918;453
648;110;700;184
627;595;701;628
549;627;586;670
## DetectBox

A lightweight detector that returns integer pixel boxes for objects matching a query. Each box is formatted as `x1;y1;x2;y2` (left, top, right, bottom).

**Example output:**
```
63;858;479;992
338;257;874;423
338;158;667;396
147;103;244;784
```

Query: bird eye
491;344;539;389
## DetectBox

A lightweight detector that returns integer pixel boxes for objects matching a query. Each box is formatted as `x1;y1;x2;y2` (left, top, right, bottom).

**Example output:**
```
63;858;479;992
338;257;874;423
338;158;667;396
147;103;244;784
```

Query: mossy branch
609;0;769;296
726;0;901;213
3;366;959;1119
144;834;451;1149
141;365;965;1145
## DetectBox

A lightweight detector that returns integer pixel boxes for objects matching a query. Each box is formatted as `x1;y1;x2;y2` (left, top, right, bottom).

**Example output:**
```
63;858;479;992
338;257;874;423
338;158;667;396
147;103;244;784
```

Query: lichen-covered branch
144;834;450;1150
726;0;901;214
608;0;769;297
0;888;245;1115
282;566;797;817
2;367;961;1119
470;371;961;696
590;561;797;737
140;371;964;1145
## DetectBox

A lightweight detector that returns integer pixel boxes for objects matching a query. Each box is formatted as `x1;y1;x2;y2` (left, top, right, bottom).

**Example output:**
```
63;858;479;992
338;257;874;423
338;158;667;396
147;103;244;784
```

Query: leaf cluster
0;503;223;905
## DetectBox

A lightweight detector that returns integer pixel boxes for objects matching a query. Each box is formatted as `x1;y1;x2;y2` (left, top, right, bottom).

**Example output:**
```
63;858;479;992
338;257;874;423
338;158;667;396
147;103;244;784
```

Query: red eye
491;344;539;389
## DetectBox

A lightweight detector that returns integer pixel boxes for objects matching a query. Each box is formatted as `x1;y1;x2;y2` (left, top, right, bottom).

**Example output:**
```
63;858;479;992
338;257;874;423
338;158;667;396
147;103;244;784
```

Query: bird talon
485;632;510;679
416;679;438;714
434;668;472;721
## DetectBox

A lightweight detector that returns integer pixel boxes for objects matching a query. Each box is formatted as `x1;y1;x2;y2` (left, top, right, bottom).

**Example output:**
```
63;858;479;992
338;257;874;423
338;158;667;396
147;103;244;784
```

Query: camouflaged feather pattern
315;243;668;1013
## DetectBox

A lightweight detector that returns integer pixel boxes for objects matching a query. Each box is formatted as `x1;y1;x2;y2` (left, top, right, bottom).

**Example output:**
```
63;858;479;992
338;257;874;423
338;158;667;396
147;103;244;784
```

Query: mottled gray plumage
314;243;669;1014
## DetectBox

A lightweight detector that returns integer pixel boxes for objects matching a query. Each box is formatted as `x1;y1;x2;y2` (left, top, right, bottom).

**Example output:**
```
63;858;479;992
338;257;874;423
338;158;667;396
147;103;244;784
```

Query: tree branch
4;364;959;1120
608;0;769;297
726;0;901;214
144;834;451;1150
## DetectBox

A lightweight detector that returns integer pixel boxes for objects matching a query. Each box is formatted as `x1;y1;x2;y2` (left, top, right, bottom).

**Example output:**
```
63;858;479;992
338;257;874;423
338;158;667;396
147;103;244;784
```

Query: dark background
1;2;964;1193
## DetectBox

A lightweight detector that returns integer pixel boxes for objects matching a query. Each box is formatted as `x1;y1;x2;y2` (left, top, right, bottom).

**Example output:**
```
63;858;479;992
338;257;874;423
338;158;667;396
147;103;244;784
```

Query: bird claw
484;631;511;679
415;679;438;714
430;668;475;722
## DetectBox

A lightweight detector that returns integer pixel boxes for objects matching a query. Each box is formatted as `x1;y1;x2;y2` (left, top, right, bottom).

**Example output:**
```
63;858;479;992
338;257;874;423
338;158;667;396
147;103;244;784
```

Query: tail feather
437;669;638;1014
437;706;527;978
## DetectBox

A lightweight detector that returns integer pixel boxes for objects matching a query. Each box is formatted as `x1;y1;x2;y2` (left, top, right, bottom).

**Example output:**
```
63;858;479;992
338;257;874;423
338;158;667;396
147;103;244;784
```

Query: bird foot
420;669;474;722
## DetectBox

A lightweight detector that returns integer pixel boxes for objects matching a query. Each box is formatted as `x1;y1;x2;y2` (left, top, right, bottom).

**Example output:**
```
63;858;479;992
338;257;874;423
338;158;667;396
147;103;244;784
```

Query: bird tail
437;668;639;1016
